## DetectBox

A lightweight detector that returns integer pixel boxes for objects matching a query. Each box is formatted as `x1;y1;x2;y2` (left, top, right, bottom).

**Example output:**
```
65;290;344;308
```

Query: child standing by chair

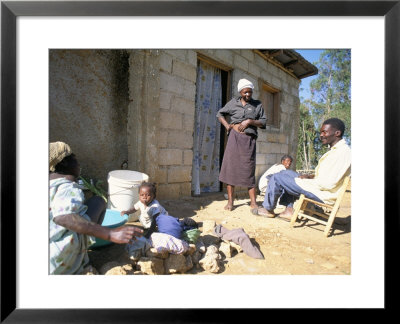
120;182;167;238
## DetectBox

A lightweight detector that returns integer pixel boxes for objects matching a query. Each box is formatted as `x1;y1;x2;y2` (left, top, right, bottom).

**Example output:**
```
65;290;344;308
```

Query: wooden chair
290;176;351;237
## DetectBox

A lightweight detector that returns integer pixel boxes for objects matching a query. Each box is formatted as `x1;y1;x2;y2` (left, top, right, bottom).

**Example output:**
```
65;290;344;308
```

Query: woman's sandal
251;207;259;215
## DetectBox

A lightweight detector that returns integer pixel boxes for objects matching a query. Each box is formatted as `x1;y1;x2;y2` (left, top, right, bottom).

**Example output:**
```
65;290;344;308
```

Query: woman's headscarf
237;78;254;92
49;141;72;172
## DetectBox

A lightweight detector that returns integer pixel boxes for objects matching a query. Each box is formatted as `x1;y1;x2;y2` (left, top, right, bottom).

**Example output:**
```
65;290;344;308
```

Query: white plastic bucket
107;170;149;221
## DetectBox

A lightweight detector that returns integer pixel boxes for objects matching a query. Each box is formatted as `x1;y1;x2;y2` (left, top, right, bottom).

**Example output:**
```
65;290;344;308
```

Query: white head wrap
237;78;254;92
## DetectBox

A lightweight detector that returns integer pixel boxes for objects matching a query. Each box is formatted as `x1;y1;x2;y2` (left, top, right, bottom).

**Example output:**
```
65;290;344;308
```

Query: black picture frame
1;0;398;322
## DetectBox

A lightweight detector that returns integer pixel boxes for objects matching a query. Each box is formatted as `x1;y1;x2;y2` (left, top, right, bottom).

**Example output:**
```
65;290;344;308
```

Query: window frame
259;80;281;128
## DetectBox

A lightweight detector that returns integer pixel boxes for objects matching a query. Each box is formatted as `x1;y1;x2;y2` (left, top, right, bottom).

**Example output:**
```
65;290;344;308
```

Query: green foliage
79;176;108;202
297;49;351;169
296;103;317;170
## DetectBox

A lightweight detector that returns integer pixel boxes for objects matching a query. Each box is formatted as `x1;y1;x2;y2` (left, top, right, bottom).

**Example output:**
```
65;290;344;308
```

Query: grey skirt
219;129;256;187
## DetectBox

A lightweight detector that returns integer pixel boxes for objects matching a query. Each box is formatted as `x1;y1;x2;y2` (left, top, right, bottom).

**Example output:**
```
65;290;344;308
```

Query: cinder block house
49;49;317;199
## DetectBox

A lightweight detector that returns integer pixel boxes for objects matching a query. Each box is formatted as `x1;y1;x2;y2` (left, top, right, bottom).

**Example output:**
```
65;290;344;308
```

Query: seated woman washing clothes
49;141;143;274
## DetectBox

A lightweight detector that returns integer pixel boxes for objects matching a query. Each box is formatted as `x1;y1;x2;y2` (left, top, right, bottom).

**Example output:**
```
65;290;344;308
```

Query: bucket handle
108;185;141;209
108;185;139;197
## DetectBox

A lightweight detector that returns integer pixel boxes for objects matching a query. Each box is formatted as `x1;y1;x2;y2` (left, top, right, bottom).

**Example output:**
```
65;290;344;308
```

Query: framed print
1;0;398;321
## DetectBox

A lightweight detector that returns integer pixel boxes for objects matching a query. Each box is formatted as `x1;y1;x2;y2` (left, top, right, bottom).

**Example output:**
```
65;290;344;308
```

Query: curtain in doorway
192;61;222;195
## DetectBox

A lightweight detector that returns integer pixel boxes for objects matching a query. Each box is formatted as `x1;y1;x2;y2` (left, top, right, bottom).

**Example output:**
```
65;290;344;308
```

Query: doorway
192;56;230;195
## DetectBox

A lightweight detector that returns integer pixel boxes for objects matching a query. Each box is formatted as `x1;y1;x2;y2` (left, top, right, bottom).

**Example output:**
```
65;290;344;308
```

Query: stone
195;239;206;253
199;256;219;273
201;234;221;247
198;244;221;273
137;257;165;275
184;244;196;256
165;253;192;274
219;241;233;258
104;267;128;275
100;262;135;275
122;264;134;273
205;244;218;253
146;247;169;259
128;250;143;262
99;261;122;275
191;250;202;265
229;241;243;253
185;255;194;272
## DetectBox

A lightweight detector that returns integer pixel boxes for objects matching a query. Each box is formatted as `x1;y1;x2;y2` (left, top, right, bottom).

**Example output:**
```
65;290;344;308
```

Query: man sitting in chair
255;118;351;219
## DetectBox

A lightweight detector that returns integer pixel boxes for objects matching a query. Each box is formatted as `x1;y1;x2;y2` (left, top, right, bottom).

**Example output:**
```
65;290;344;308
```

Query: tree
296;103;318;170
297;49;351;170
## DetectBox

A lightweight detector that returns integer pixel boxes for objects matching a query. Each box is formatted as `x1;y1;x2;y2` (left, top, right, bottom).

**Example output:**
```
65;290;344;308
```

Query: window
259;81;280;128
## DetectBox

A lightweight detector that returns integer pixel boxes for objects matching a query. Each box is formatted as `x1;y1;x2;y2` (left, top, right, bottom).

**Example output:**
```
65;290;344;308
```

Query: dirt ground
89;184;351;275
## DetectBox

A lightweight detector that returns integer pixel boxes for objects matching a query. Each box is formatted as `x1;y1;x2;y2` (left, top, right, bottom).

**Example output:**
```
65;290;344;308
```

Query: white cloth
150;232;189;255
295;139;351;205
237;78;254;92
133;199;168;229
258;163;286;194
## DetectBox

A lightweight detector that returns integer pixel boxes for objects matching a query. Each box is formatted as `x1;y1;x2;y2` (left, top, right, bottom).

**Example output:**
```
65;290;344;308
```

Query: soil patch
89;186;351;275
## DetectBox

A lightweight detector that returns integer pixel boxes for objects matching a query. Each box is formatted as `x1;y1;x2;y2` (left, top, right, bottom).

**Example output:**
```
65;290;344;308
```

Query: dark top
155;213;183;239
216;96;267;138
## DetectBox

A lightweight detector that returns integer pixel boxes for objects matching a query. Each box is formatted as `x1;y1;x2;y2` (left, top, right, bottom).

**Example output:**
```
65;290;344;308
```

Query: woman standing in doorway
217;78;267;212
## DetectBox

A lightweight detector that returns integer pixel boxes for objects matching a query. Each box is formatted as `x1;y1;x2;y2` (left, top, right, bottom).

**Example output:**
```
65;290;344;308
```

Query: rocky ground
88;183;351;275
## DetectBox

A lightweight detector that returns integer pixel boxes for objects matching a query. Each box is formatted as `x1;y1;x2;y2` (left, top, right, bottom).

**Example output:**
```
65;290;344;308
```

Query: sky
294;49;324;101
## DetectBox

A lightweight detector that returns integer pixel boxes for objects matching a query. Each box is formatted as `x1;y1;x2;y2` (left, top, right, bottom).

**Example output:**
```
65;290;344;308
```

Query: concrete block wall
156;50;197;199
196;49;301;190
50;49;301;201
229;51;300;183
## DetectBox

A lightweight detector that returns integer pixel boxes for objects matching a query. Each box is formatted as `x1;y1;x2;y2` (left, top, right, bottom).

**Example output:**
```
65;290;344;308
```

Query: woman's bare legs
248;187;258;209
225;186;258;211
225;184;234;211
